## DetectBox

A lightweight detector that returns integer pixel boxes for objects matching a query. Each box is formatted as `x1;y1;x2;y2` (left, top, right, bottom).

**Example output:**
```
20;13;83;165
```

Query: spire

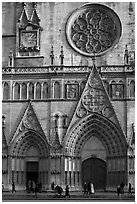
31;3;40;25
8;48;14;67
18;5;28;27
51;127;62;150
51;115;62;150
59;46;64;66
50;46;54;65
124;44;129;65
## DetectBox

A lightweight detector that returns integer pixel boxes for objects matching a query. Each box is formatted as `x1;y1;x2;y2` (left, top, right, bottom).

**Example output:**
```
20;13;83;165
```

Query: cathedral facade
2;2;135;191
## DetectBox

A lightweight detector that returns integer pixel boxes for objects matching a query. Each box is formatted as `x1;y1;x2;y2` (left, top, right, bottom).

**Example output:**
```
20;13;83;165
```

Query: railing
2;65;134;74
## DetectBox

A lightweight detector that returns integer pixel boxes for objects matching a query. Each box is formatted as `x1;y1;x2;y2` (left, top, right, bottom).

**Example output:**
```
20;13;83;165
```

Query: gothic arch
21;82;27;99
3;82;10;100
129;80;135;98
28;82;34;99
10;130;49;157
65;113;127;158
43;82;49;99
54;81;61;99
14;82;20;100
36;82;41;99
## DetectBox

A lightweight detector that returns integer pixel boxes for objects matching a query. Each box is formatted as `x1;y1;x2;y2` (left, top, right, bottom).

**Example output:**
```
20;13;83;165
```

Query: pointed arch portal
10;130;49;190
65;113;127;189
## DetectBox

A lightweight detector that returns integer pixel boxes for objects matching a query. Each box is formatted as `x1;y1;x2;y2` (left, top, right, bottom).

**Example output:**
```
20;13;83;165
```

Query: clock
20;31;37;48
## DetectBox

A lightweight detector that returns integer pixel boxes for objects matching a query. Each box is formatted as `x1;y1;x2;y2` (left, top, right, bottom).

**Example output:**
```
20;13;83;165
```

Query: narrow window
3;82;10;100
130;80;135;98
54;81;61;99
14;83;20;100
29;82;34;99
21;83;27;99
36;82;41;99
43;82;49;99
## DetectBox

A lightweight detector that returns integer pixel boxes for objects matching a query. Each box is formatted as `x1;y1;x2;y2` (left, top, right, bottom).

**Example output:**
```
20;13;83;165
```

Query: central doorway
81;158;106;190
26;161;39;190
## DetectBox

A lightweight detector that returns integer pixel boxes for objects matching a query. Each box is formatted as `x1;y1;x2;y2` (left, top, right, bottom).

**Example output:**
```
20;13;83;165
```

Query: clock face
21;32;37;48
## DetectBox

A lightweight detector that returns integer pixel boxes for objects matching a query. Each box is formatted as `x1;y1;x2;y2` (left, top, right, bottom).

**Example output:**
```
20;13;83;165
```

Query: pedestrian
32;180;35;193
91;183;95;194
65;185;70;198
2;182;4;192
117;185;121;198
51;181;55;190
35;182;38;198
87;182;91;194
12;181;16;193
128;183;132;195
27;180;31;193
84;182;87;194
120;182;124;194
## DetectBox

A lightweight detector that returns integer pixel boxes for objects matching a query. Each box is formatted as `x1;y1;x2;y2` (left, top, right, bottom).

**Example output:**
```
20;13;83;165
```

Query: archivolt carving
65;113;127;157
10;130;49;157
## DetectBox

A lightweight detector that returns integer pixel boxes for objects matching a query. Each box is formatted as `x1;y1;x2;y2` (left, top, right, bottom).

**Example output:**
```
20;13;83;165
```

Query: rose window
66;4;122;57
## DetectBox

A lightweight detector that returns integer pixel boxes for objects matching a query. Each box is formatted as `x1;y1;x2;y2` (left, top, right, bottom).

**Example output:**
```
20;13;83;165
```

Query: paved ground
2;191;135;201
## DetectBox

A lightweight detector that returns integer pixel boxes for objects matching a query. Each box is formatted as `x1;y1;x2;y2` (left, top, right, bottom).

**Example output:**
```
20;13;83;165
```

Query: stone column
20;84;22;100
41;83;43;99
34;83;36;99
27;84;29;99
71;157;74;187
67;157;69;186
57;115;64;143
12;83;15;100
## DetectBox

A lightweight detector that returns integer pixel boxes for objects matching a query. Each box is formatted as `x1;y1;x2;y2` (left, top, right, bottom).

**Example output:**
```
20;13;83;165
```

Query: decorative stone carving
66;83;79;99
18;3;42;53
77;64;114;119
11;102;44;143
66;4;122;56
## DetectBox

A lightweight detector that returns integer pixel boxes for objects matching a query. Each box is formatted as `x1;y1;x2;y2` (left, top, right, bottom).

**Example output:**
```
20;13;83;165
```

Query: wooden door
82;158;106;190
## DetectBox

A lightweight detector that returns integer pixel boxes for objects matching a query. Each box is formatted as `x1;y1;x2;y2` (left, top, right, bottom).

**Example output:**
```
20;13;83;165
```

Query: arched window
43;82;49;99
80;81;86;95
130;80;135;98
3;82;10;100
36;82;41;99
21;83;27;99
103;80;109;95
14;83;20;100
54;81;61;99
29;82;34;99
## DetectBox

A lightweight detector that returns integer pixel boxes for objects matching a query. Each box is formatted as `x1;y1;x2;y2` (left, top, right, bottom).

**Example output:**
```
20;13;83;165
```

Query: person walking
2;182;4;193
84;182;87;194
120;182;124;194
34;182;38;198
117;185;121;199
65;185;70;198
87;182;91;194
91;183;95;194
128;183;132;195
12;181;16;193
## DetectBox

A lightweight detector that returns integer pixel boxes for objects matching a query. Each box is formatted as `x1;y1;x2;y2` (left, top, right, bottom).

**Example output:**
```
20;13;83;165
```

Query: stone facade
2;2;135;191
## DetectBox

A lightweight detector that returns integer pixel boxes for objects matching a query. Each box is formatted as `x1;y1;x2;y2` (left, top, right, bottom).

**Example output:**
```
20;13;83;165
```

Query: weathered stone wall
2;2;135;67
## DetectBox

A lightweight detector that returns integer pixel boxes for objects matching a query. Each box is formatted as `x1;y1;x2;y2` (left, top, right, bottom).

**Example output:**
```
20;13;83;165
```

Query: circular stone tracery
66;4;122;56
